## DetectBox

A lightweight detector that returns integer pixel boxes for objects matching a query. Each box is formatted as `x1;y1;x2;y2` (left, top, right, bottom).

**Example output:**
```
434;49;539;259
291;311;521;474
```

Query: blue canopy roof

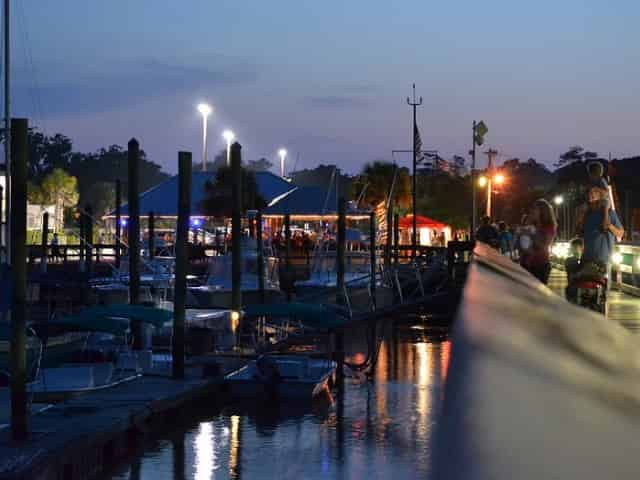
264;186;339;216
112;171;295;217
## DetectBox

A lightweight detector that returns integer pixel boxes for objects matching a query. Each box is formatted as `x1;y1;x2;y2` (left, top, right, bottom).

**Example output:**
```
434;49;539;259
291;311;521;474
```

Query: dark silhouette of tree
352;161;411;209
290;164;353;197
200;165;266;218
246;158;274;172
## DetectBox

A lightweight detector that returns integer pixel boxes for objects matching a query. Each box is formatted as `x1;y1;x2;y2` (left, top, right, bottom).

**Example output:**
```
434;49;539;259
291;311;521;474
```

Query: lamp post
554;195;564;238
223;130;235;167
197;103;212;171
478;172;505;220
278;148;287;178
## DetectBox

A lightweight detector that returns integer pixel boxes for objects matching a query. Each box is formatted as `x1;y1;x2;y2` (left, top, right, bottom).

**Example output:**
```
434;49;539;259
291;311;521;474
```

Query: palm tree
353;161;411;209
40;168;79;231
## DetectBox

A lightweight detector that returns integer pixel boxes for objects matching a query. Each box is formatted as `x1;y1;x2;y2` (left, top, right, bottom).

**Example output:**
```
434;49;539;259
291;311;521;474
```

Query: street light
223;130;235;167
493;173;505;185
278;148;287;178
477;173;505;218
478;176;487;187
197;103;212;171
554;195;564;206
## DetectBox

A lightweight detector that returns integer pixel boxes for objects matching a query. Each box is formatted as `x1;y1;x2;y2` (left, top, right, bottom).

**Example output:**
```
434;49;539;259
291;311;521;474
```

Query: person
519;199;557;284
475;216;499;248
50;232;60;263
564;237;584;301
576;186;624;274
497;221;513;257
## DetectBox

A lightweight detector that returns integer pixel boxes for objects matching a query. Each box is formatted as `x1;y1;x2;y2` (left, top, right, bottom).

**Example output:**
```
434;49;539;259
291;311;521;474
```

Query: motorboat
224;355;336;400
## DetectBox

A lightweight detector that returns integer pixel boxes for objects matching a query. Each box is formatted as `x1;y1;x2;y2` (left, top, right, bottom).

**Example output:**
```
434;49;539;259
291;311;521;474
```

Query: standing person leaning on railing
519;199;557;284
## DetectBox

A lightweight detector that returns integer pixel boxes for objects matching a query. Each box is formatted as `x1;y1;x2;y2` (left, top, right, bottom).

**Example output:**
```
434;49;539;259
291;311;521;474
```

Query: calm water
104;322;451;480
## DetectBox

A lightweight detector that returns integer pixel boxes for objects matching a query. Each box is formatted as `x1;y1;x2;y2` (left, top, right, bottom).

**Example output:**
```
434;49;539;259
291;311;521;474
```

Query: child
564;237;583;301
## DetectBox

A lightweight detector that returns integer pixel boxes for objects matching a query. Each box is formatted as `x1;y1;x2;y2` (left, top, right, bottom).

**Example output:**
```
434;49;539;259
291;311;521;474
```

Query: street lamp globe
197;103;212;117
278;148;287;177
554;195;564;206
478;176;488;187
222;130;235;143
493;173;505;185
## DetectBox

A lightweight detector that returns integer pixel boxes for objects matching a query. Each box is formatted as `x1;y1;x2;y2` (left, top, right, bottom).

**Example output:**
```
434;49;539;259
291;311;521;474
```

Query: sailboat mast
3;0;9;262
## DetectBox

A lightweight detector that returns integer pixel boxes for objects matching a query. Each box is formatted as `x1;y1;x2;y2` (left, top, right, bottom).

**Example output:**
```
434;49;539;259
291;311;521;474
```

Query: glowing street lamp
197;103;212;171
477;172;505;218
223;130;235;167
478;176;488;187
554;195;564;206
493;173;505;185
278;148;287;178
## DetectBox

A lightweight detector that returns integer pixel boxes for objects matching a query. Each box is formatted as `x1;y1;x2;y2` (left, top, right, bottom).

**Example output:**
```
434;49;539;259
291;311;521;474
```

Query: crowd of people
476;161;625;292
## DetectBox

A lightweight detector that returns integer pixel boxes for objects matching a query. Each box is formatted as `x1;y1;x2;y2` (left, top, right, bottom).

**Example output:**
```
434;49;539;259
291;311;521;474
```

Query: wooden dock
0;364;232;480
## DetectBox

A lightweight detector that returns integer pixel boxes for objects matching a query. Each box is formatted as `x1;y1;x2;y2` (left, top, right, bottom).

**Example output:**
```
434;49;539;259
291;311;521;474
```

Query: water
103;321;451;480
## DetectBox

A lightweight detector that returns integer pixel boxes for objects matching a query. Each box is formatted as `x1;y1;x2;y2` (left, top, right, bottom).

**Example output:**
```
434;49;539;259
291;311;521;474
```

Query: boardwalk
547;268;640;331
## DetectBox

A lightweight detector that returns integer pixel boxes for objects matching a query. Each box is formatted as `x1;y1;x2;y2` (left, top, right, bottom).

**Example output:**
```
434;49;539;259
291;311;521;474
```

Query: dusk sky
13;0;640;175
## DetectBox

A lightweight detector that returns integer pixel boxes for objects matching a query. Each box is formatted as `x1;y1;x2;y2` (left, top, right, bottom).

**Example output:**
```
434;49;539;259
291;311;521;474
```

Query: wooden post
148;211;155;260
128;139;141;349
284;212;292;301
231;142;242;345
10;118;28;441
173;152;191;379
394;212;400;264
115;179;121;269
256;210;265;303
85;205;93;274
385;200;392;269
369;210;376;309
337;197;346;299
40;211;48;273
78;210;85;271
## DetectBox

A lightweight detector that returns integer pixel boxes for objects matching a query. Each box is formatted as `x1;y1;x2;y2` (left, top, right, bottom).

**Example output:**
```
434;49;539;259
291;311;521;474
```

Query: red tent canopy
399;214;448;230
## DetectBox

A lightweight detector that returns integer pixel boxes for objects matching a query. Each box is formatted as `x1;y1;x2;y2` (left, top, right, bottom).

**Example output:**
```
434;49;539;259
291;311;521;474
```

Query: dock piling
284;212;292;301
173;152;191;379
369;210;376;309
231;142;242;346
40;211;48;273
128;139;141;349
393;212;400;264
334;197;347;386
115;179;121;269
10;118;28;441
85;205;93;274
256;210;265;303
148;211;155;260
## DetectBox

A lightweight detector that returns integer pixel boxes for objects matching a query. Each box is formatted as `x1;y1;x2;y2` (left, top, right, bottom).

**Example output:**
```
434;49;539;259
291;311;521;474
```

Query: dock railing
433;242;640;479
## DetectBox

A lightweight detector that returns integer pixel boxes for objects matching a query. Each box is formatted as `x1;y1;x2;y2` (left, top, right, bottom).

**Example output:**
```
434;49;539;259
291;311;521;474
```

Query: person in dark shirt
475;216;499;248
519;199;557;284
564;237;583;301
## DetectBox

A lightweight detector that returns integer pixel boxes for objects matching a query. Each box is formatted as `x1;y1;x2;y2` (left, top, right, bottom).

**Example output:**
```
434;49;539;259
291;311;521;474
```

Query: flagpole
407;84;422;259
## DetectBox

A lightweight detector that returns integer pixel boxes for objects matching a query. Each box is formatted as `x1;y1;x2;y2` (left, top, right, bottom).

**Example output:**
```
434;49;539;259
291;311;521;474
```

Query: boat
27;304;171;402
189;237;284;308
224;355;336;400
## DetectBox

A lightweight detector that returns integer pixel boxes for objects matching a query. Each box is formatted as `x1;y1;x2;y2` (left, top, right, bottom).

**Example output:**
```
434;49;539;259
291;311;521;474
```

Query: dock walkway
0;366;226;480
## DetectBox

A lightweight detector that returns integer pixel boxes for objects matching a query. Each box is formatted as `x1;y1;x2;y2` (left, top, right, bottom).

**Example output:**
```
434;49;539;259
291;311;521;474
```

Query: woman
519;199;557;284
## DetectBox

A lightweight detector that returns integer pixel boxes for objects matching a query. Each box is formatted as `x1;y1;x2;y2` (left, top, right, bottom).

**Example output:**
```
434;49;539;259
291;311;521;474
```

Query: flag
414;123;425;163
475;120;488;146
436;157;450;173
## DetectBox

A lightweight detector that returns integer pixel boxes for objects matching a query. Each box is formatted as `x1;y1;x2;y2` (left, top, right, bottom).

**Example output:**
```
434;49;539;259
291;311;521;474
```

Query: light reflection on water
105;323;451;480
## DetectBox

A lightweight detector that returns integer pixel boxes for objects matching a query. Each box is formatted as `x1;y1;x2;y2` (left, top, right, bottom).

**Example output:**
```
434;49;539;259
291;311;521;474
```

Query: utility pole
471;121;477;234
484;149;498;219
4;0;10;262
407;84;422;259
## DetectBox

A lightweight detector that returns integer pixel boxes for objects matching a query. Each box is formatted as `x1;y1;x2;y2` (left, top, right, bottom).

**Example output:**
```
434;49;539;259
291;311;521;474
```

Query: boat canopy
34;304;172;337
243;302;349;329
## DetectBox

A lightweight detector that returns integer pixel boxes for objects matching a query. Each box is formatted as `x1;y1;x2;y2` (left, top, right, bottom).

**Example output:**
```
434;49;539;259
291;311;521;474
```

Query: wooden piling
78;210;85;271
85;205;93;274
10;118;28;441
173;152;191;379
369;210;376;309
385;199;392;269
256;210;265;303
231;142;242;344
128;139;141;349
40;211;48;273
284;212;292;301
393;212;400;264
337;197;346;298
148;211;155;260
115;179;121;269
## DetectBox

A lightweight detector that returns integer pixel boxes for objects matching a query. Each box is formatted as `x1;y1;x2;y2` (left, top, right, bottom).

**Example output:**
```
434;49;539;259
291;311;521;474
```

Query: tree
200;165;266;218
352;161;411;209
416;172;471;229
246;158;274;172
84;181;116;217
40;168;79;231
27;181;46;204
556;145;584;167
290;164;353;198
193;149;227;172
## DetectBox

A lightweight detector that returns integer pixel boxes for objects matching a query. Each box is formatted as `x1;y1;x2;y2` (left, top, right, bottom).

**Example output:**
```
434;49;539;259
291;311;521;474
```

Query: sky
10;0;640;175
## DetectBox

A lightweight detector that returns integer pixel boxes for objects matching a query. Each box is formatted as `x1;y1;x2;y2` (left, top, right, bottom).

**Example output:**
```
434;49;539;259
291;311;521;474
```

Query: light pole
554;195;564;238
197;103;212;171
478;172;504;220
278;148;287;178
223;130;235;167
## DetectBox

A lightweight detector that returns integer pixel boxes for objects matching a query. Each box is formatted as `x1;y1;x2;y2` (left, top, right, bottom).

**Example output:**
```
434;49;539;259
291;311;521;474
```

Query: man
577;186;624;269
475;216;499;248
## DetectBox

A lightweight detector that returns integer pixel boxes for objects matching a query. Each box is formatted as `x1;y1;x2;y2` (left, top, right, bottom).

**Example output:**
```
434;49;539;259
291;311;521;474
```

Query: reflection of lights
229;415;240;478
415;342;432;442
194;422;216;480
440;340;451;387
612;252;623;265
